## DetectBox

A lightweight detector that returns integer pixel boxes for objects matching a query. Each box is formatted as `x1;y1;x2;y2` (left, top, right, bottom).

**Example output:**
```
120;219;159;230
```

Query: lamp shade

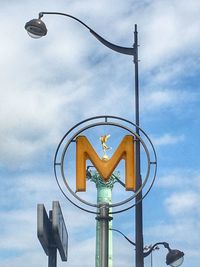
25;19;47;38
166;249;184;267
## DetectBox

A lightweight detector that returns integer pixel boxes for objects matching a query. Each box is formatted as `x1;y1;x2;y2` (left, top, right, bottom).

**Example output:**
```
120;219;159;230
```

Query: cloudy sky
0;0;200;267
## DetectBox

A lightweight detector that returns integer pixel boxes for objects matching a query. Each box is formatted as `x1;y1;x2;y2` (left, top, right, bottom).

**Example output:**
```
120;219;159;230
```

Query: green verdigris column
86;134;120;267
88;172;118;267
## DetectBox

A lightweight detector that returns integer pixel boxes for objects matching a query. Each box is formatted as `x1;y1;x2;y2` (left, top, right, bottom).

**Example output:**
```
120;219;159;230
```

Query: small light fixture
166;249;184;267
143;242;184;267
25;18;47;38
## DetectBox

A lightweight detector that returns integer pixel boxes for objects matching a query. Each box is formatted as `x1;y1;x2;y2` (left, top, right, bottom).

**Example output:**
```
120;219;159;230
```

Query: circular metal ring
54;115;157;214
60;122;150;207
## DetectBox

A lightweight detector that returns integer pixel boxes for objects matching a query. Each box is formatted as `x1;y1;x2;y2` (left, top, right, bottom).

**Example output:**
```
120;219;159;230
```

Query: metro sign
76;135;136;192
54;116;157;212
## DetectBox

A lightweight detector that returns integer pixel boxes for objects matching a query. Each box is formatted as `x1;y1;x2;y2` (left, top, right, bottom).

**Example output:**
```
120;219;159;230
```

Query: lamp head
166;249;184;267
25;18;47;38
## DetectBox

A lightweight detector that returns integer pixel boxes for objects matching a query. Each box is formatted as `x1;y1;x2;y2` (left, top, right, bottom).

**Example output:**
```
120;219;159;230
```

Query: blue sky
0;0;200;266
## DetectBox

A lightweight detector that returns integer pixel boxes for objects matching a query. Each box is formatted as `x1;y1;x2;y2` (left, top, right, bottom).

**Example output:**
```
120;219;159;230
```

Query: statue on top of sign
100;134;112;161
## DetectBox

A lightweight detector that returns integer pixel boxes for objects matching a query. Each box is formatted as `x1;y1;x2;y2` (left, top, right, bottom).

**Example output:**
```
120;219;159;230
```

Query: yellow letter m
76;135;136;192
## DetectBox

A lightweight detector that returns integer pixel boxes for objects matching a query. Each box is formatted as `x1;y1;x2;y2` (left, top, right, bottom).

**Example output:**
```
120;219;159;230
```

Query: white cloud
152;133;185;146
0;210;37;250
165;191;200;216
157;170;200;189
141;88;199;114
139;0;200;70
0;251;46;267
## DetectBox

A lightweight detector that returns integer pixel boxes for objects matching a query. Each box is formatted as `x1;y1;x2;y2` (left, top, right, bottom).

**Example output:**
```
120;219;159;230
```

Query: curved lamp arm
110;230;170;257
108;229;184;266
25;11;136;56
110;228;136;246
143;242;170;258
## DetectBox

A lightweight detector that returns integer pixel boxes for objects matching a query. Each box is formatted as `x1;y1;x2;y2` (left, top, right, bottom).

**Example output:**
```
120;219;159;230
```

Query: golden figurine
100;134;111;161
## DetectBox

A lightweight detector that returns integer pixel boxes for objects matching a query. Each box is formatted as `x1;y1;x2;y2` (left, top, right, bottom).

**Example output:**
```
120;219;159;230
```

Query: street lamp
143;242;184;267
25;11;144;267
25;12;135;55
110;228;184;267
25;17;47;38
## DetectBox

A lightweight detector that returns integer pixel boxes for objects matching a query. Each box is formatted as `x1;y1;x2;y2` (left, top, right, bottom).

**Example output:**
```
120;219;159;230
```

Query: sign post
37;201;68;267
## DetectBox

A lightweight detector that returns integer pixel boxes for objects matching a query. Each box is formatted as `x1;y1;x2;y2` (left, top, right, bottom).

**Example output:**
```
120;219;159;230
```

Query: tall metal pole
96;204;112;267
134;24;144;267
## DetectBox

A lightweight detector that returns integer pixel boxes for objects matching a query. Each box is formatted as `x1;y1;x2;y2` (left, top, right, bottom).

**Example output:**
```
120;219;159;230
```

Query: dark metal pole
96;204;112;267
134;24;144;267
48;211;57;267
48;247;57;267
150;251;153;267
